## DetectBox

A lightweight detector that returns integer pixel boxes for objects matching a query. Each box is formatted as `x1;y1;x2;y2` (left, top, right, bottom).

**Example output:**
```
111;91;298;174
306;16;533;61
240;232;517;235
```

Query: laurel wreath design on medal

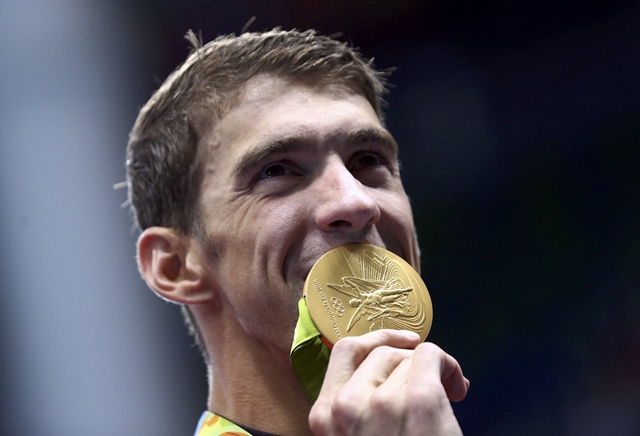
304;244;432;344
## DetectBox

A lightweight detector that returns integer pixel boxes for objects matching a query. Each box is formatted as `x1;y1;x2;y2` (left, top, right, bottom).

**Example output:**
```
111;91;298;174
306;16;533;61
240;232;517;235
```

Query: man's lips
285;227;395;290
300;240;384;283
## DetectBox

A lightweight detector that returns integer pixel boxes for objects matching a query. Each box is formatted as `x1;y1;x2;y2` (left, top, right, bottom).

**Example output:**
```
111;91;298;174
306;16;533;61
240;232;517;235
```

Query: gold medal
303;244;433;345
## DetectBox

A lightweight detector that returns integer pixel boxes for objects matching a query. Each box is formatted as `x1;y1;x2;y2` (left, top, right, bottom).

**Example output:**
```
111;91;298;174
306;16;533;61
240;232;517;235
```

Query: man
126;28;468;435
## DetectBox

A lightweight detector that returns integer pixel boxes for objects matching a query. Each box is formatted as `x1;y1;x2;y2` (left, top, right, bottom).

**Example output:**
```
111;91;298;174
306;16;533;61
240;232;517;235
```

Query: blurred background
1;0;638;434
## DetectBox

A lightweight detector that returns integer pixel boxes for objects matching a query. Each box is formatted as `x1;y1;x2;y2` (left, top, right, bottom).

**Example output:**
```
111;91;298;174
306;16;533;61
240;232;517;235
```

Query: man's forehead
209;75;385;149
234;74;371;114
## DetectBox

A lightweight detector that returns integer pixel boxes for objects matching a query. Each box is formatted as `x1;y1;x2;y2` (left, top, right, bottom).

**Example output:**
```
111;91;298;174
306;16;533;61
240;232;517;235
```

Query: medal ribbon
194;411;252;435
290;297;331;402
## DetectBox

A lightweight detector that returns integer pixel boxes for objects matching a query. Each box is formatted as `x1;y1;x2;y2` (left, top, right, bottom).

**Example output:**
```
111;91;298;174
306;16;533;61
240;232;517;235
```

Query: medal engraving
304;244;433;344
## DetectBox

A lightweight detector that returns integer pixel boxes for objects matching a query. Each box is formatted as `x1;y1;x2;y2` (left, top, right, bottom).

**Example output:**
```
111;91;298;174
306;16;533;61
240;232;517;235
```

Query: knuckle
309;400;333;435
415;341;442;355
368;387;402;416
405;382;448;413
332;389;361;420
332;336;361;354
367;345;413;368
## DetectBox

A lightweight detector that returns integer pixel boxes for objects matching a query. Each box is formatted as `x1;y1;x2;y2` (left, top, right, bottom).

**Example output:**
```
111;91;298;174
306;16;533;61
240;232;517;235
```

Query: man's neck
202;306;313;435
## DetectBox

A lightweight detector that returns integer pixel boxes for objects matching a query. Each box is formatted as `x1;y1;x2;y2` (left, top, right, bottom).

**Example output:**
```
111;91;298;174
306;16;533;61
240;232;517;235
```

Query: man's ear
137;227;214;304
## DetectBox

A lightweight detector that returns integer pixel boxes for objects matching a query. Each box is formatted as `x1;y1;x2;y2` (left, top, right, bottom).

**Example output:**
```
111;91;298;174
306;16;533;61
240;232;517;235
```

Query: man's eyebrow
233;134;310;180
232;127;398;180
347;127;398;155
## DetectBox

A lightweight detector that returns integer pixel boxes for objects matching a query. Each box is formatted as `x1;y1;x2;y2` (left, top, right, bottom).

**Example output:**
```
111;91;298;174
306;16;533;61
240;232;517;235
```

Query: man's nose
313;159;381;232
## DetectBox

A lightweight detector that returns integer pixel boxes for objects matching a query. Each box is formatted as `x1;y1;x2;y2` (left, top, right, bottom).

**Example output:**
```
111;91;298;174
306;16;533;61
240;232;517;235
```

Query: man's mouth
301;240;383;281
288;233;392;294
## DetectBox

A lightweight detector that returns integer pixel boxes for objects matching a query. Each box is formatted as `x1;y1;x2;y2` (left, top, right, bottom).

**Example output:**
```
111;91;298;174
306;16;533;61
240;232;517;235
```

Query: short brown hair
126;28;389;235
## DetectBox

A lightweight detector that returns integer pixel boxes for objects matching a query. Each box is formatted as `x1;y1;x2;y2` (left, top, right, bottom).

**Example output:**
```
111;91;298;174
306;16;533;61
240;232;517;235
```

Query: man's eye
352;152;386;169
256;162;293;180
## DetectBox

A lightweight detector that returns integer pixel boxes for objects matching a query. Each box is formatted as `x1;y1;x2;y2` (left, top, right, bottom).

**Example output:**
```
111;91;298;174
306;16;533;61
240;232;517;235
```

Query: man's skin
137;75;468;435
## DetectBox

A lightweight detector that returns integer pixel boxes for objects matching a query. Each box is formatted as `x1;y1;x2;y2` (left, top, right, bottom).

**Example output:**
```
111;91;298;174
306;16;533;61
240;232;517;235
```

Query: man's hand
308;330;469;435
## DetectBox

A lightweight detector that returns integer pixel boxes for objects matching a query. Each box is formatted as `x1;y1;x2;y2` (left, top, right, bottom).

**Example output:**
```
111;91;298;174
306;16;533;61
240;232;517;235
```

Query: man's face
196;76;419;353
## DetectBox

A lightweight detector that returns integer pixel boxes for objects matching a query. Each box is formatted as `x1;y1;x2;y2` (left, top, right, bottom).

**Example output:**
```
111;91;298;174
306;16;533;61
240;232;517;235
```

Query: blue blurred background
1;1;638;434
